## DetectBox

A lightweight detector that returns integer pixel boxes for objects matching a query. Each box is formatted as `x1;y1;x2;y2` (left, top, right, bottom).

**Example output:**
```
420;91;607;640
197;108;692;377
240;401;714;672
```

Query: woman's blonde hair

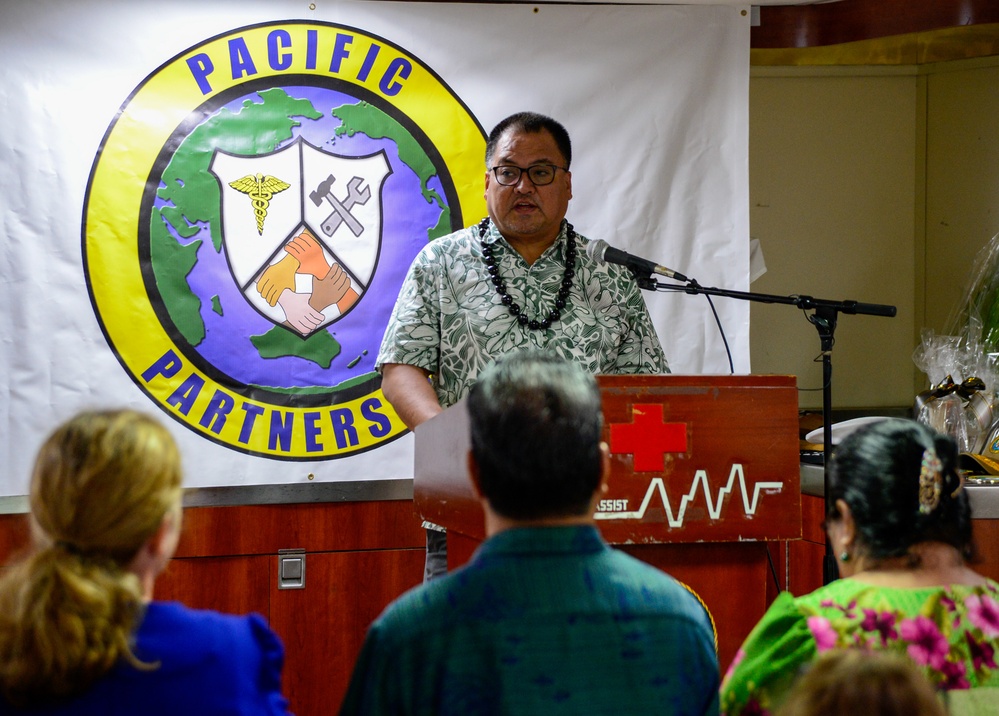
0;410;183;707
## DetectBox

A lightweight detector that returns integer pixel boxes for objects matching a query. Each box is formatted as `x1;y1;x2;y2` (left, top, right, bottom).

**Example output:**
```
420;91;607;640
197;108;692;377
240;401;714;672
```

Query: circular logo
84;21;485;459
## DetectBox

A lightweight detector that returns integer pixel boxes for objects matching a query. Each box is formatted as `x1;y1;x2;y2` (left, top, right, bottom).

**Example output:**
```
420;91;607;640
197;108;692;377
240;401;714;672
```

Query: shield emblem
210;138;391;336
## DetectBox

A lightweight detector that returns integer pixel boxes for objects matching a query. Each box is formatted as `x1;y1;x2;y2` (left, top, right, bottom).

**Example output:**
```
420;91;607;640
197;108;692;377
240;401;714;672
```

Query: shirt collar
480;219;570;261
476;524;607;559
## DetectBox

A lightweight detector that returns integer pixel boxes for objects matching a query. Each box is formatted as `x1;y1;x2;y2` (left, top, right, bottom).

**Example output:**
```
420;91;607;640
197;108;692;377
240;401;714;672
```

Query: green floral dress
720;578;999;716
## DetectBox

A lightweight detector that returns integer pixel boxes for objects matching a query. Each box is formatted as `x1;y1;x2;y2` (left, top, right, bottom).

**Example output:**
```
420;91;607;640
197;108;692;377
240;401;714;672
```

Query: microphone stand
643;272;896;585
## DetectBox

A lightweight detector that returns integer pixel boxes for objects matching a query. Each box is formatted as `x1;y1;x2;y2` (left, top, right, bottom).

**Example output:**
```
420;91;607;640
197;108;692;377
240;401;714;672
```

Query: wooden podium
414;374;801;669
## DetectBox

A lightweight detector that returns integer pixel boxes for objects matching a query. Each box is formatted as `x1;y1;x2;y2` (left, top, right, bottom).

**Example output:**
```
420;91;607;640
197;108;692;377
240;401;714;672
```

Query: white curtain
0;0;749;495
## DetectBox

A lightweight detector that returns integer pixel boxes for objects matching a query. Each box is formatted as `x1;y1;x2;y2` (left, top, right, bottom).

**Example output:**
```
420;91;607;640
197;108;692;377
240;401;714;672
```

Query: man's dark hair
468;350;602;520
485;112;572;169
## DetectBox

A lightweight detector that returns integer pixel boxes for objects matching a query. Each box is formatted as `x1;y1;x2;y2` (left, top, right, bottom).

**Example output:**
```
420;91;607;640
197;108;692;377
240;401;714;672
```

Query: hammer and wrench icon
309;175;370;237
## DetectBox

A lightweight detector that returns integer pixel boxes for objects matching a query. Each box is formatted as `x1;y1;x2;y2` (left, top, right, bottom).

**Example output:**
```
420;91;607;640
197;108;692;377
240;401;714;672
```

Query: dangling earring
839;551;850;562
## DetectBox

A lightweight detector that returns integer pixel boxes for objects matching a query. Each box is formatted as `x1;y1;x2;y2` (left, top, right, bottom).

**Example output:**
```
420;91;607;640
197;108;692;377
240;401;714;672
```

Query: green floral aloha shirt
720;578;999;716
377;220;669;408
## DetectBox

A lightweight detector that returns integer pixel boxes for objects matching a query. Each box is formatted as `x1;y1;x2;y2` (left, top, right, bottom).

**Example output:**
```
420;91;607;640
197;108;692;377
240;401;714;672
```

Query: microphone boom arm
658;279;897;318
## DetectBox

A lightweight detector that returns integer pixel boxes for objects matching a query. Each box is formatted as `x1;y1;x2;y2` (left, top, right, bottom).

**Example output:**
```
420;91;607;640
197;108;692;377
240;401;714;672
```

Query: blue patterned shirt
339;526;720;716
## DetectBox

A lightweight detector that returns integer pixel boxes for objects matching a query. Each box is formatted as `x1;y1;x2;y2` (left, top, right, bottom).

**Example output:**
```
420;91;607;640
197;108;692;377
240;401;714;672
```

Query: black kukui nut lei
478;217;576;331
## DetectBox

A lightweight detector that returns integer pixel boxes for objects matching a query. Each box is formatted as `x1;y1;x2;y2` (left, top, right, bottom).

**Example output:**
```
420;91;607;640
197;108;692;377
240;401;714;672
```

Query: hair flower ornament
918;447;944;515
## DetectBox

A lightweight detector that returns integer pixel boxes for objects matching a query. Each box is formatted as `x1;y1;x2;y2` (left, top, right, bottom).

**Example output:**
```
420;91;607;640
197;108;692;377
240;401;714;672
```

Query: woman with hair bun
0;410;291;714
721;419;999;716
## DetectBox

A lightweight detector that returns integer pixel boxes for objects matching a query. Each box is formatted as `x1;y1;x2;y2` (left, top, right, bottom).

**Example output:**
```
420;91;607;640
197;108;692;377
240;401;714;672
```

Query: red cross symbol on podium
609;404;688;472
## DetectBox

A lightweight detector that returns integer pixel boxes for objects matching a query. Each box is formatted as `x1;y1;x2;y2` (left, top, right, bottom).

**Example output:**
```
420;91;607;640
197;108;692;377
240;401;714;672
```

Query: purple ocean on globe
146;84;455;401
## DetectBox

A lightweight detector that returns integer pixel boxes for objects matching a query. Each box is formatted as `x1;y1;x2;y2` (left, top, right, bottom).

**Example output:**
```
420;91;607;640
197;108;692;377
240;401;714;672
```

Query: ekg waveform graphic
593;464;783;528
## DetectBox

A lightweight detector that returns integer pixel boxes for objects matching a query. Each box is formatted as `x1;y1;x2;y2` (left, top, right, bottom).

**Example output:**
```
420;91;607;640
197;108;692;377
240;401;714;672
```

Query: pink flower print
941;594;957;612
966;631;998;672
723;648;746;681
819;599;855;617
966;594;999;637
860;609;898;645
740;698;768;716
939;660;970;690
807;616;838;652
899;616;949;669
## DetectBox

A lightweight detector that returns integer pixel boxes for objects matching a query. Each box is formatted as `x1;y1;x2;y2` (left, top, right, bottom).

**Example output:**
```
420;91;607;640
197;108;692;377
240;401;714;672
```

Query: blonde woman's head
29;409;183;562
0;409;183;708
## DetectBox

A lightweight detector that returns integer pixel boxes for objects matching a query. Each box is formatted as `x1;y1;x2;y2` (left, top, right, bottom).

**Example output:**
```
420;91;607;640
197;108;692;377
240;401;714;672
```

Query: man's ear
467;449;483;499
585;443;612;515
599;441;611;495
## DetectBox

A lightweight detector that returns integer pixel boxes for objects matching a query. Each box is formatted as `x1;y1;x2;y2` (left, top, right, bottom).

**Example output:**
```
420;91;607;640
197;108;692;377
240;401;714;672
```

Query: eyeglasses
490;164;566;187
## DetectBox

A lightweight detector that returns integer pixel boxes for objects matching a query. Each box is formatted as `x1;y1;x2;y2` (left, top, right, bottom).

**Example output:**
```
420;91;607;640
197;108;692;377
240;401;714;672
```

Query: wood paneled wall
0;500;426;715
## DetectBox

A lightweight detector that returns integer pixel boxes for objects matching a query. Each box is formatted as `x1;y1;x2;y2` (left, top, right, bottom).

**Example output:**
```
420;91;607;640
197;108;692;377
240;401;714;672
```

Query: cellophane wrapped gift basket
913;232;999;475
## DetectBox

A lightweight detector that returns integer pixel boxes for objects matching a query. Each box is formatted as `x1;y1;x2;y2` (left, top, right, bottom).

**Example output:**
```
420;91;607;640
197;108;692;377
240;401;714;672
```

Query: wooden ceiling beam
752;0;999;48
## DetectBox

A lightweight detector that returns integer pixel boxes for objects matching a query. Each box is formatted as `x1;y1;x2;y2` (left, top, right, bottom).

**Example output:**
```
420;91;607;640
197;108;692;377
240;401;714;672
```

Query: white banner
0;0;749;496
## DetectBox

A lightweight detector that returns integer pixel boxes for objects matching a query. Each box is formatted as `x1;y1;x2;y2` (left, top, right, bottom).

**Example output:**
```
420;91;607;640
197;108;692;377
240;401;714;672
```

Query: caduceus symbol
228;173;291;235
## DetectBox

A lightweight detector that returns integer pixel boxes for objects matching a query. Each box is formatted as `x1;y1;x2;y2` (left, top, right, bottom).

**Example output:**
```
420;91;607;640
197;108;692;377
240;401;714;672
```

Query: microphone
585;239;689;283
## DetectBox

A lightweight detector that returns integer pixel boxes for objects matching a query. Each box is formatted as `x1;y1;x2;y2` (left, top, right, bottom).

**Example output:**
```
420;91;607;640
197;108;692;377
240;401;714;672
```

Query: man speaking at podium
377;112;668;580
340;352;718;716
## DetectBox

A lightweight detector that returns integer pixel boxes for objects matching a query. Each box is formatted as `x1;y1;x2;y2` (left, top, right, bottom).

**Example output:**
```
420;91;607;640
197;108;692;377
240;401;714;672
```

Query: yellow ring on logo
84;21;485;459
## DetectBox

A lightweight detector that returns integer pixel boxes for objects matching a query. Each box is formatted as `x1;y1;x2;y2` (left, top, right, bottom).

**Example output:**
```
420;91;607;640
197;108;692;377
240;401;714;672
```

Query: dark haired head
827;419;972;562
467;350;602;520
485;112;572;169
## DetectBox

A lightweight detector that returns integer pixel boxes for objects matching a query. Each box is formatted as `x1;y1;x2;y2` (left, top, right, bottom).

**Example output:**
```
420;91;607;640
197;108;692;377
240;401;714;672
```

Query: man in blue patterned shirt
377;112;668;579
340;352;718;716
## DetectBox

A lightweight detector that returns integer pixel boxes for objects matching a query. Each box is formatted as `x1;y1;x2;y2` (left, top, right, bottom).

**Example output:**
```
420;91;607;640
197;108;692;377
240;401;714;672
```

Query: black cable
765;542;782;595
654;281;735;374
702;290;735;374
